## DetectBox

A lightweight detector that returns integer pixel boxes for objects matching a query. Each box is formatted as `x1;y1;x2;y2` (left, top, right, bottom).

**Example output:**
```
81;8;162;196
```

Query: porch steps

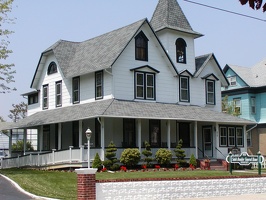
210;160;228;171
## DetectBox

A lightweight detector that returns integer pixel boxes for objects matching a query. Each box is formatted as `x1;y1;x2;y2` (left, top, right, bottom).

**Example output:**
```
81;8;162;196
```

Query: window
72;77;80;104
123;119;136;147
228;127;235;146
95;119;101;148
247;131;252;147
234;98;241;114
43;85;48;109
135;72;155;100
206;80;215;105
251;97;256;114
95;71;103;99
236;128;243;147
180;76;189;102
135;31;148;61
47;62;57;75
56;81;62;107
28;93;38;105
150;120;160;147
220;127;227;146
228;76;236;86
219;126;243;147
176;38;187;64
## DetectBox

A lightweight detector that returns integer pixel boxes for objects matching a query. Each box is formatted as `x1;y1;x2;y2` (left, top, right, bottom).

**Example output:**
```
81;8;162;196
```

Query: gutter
246;123;257;133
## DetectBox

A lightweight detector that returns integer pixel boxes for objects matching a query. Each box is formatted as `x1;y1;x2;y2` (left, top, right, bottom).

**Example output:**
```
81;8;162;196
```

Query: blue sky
1;0;266;120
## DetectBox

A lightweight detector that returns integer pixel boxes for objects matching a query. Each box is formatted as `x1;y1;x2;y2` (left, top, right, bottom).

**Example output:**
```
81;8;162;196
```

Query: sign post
258;151;261;176
226;151;264;175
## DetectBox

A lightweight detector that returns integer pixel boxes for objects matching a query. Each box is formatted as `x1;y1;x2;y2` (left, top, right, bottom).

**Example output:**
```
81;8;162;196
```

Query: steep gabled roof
31;19;147;88
150;0;202;37
194;53;229;86
224;58;266;87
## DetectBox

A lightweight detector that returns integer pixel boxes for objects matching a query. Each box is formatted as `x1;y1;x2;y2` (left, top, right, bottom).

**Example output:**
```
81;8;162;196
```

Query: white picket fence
252;156;266;168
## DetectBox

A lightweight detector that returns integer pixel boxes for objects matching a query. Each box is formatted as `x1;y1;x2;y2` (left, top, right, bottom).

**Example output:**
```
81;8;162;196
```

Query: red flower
120;166;127;172
141;165;147;169
101;167;107;172
189;164;195;170
155;165;160;169
174;164;179;169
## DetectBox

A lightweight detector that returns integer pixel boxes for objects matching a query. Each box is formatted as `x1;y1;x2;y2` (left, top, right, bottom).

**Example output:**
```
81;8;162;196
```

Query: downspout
246;124;257;133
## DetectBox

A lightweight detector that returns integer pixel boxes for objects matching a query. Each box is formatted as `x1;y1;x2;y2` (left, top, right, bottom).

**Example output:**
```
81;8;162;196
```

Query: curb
0;174;59;200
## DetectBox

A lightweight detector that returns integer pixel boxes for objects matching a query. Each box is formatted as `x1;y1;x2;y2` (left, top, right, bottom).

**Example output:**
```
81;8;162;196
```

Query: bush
103;141;118;170
155;148;172;165
174;139;187;167
142;141;153;167
120;148;141;168
189;153;197;168
92;153;102;169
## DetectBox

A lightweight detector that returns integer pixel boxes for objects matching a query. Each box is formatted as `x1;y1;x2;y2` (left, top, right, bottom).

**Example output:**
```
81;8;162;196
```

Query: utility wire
184;0;266;22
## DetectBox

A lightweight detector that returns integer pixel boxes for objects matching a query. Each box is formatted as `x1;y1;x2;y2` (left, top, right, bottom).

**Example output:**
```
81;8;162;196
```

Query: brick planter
75;168;97;200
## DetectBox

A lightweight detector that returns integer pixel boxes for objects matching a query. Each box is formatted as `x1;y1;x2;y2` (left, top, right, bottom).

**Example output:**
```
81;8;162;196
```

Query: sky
0;0;266;121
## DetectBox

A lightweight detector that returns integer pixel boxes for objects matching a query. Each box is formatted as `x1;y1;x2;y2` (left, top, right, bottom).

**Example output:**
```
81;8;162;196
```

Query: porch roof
5;99;255;130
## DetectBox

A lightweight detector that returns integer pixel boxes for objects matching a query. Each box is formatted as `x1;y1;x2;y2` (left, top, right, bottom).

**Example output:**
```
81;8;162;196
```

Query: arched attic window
47;62;57;75
176;38;187;64
135;31;149;61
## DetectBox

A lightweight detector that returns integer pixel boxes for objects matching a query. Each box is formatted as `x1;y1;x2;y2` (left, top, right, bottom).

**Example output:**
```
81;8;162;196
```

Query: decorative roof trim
201;73;219;81
130;65;160;73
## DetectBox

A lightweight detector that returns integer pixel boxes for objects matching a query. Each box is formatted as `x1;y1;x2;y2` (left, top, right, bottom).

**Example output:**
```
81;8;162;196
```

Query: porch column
100;118;105;161
216;122;219;151
58;123;62;150
39;125;43;152
23;128;27;155
194;121;198;159
8;129;12;157
167;120;171;150
137;119;142;152
79;120;82;147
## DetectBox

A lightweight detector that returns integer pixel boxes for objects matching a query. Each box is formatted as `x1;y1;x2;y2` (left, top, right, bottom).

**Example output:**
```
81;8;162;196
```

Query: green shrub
155;148;172;165
174;139;187;167
103;141;118;170
120;148;141;168
142;141;153;167
92;153;102;169
189;153;197;167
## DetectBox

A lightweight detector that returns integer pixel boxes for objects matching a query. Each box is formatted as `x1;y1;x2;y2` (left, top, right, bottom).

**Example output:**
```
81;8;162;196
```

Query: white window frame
43;85;48;110
228;127;235;147
206;80;215;105
72;77;80;104
135;71;155;100
95;71;103;100
236;127;243;147
234;98;241;114
228;76;236;86
247;131;252;147
180;76;189;102
219;127;227;147
56;81;62;107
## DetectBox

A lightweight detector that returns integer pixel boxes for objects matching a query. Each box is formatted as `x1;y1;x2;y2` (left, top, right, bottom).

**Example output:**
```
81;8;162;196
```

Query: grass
0;168;263;200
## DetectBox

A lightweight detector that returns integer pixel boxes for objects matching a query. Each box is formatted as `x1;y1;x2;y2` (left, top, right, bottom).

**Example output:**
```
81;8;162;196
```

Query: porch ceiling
4;99;255;130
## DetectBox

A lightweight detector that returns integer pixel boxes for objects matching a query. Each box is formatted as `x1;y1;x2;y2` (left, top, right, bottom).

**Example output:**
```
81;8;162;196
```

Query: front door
203;127;213;158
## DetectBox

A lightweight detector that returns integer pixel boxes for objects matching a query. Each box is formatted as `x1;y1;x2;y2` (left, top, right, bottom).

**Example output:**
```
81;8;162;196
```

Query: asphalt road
0;175;35;200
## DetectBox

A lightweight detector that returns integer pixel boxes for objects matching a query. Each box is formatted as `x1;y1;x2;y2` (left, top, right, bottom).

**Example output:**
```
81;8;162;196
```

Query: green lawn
0;168;263;200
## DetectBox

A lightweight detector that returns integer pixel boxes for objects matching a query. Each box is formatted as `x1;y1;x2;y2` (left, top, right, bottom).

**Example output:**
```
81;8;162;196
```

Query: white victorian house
1;0;254;168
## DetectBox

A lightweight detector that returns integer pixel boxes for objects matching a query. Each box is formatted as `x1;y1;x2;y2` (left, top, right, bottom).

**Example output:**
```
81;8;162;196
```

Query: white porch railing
252;156;266;169
0;147;197;169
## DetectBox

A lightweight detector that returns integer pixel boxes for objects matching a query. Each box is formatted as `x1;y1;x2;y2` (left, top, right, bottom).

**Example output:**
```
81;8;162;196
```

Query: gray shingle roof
150;0;202;37
33;19;146;82
7;99;254;130
227;58;266;87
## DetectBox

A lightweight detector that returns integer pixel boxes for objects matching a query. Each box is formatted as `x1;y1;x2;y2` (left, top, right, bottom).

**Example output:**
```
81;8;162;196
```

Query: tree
8;102;27;122
12;140;34;151
0;0;16;93
222;95;240;116
239;0;266;12
103;141;119;171
142;141;153;167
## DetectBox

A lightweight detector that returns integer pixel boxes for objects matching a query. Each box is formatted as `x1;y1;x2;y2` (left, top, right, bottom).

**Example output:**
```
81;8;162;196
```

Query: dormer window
47;62;57;75
176;38;187;64
206;80;215;105
135;31;148;61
